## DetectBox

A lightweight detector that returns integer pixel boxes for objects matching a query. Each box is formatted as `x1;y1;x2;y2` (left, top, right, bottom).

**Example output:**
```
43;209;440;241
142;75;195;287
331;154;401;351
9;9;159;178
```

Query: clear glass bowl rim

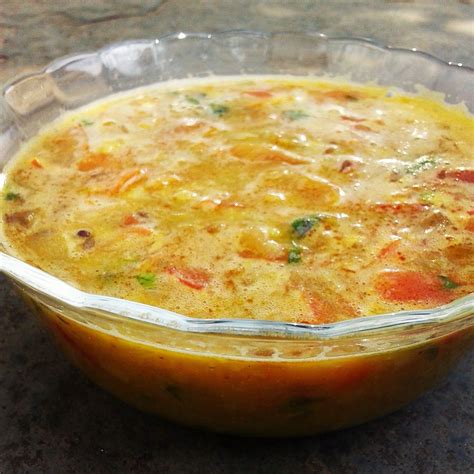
1;30;473;341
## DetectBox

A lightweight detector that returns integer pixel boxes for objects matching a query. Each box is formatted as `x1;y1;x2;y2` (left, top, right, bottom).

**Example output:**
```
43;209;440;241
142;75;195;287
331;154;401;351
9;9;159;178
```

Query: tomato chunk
244;90;273;98
438;169;474;183
128;227;152;236
167;266;210;290
77;152;108;171
31;158;43;169
304;293;336;324
122;215;139;226
466;217;474;233
375;271;453;304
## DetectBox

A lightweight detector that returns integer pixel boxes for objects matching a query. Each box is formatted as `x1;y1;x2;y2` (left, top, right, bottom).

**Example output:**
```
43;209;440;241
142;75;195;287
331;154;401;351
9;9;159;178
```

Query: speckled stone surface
0;1;473;473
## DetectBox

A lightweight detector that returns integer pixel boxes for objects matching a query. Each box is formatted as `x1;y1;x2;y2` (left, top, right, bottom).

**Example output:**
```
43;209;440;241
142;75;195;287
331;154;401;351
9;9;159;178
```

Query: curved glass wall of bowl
0;31;473;341
2;32;473;139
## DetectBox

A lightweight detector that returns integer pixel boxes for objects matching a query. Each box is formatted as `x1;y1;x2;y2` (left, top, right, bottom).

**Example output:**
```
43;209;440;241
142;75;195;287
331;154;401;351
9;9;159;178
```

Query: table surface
0;1;473;472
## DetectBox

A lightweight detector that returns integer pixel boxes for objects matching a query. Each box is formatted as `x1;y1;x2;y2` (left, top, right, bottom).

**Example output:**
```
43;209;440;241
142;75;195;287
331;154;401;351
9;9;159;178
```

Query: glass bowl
1;31;473;437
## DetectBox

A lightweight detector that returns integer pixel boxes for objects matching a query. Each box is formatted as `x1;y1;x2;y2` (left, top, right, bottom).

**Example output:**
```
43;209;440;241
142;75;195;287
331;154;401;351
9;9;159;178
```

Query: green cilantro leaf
288;245;302;264
5;192;21;201
136;272;156;289
438;275;459;290
283;110;309;121
185;95;200;105
419;191;435;204
210;103;230;117
406;156;438;175
291;215;321;238
80;119;94;127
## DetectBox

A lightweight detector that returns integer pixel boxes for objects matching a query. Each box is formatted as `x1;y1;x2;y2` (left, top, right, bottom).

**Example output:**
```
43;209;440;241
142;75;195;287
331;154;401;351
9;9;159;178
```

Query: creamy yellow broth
2;76;473;323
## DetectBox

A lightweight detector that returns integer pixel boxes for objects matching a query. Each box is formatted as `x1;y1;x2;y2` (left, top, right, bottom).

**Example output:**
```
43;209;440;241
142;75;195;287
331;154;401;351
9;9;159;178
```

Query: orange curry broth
25;294;472;436
1;76;473;324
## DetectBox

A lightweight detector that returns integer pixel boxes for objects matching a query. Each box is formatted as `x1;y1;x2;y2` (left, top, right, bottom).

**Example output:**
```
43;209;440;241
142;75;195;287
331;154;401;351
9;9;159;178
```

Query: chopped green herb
5;192;21;201
406;156;438;175
438;275;459;290
185;95;200;105
288;244;302;264
210;103;230;117
419;191;435;204
291;215;321;238
283;110;309;121
136;272;156;289
80;119;94;127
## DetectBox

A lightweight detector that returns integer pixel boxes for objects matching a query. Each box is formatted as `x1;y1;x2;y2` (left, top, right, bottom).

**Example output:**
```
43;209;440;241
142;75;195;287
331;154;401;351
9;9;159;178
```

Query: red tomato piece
77;152;108;171
31;158;43;169
375;271;452;304
438;169;474;183
122;215;139;226
305;293;336;324
466;217;474;233
128;227;152;236
244;90;273;98
167;266;210;290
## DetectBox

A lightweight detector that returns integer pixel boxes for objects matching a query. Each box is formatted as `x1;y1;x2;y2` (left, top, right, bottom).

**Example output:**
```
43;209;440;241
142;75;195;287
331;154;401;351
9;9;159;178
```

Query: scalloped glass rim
0;30;473;340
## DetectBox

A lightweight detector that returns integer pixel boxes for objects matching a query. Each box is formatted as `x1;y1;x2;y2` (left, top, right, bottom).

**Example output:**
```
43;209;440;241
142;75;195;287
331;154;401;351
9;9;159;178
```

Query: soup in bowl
0;32;473;437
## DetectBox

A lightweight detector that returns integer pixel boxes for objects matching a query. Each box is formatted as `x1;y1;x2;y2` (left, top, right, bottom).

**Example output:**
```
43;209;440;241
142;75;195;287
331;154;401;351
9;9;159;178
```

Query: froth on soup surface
2;76;473;323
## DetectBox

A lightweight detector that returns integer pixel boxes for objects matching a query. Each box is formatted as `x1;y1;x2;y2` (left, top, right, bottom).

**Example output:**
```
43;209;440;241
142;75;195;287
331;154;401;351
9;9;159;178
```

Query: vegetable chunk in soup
1;76;473;324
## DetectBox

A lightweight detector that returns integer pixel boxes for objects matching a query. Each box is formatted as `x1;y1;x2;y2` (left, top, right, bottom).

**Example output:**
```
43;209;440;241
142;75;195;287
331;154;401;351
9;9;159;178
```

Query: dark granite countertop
0;1;473;472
